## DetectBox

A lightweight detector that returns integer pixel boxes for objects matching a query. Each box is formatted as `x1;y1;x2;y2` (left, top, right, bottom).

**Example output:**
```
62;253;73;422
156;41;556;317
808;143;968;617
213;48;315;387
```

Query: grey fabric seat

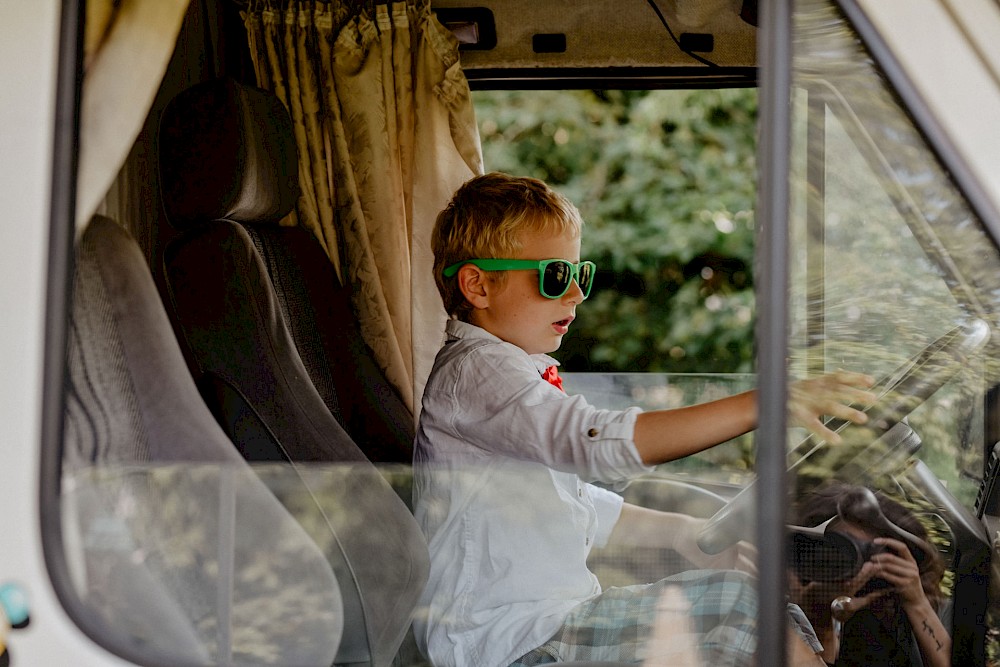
157;77;428;667
158;77;413;464
64;214;344;665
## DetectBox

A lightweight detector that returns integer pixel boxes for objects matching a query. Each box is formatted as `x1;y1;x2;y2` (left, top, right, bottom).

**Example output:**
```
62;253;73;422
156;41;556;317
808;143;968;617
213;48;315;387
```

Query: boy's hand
789;371;876;443
672;514;758;574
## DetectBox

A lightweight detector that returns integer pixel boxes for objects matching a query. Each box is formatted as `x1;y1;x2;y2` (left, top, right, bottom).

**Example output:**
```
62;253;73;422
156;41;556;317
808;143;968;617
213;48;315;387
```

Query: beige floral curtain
243;0;483;415
78;0;191;230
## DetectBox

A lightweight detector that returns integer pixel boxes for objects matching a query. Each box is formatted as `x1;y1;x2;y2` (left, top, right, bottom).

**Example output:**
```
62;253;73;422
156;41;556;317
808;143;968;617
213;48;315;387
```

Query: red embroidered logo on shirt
542;365;564;392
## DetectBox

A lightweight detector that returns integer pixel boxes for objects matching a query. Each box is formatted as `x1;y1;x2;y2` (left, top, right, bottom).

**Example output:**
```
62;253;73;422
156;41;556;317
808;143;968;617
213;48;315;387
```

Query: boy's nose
563;278;585;303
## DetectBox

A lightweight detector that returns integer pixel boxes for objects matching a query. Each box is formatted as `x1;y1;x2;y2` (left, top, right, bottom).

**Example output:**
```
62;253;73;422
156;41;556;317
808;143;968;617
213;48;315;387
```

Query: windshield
787;0;999;509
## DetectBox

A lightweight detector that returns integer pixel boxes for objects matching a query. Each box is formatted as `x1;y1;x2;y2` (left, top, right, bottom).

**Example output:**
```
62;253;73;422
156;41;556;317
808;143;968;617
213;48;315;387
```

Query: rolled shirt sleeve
435;336;652;485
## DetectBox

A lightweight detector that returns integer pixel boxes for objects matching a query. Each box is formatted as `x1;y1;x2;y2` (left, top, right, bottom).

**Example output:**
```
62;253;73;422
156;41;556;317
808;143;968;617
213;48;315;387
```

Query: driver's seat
157;76;427;666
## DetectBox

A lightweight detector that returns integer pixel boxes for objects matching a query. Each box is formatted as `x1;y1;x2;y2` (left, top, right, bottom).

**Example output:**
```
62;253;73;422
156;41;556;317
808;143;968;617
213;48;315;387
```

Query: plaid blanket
511;569;820;666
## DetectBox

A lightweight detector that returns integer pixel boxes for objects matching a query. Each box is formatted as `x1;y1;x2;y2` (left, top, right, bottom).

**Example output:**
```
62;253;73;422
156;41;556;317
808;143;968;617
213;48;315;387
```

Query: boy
413;172;874;667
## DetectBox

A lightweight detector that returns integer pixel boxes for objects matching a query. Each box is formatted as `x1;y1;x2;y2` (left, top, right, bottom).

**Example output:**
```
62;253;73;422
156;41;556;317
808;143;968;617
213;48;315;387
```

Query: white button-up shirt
413;320;652;667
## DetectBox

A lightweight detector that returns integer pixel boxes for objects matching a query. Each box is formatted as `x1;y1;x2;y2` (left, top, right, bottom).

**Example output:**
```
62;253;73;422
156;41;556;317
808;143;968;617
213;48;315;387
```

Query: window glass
786;1;1000;663
789;0;998;503
53;0;1000;663
60;465;344;665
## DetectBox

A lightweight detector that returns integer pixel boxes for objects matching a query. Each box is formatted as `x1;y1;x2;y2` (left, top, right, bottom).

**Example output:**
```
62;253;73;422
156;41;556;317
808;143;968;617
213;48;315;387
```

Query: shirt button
578;487;583;498
587;428;599;438
585;537;590;546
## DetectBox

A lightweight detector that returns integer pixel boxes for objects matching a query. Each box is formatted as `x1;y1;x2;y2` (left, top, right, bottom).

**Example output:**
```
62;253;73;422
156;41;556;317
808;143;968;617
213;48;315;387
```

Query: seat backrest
157;77;428;666
158;75;414;464
64;214;343;665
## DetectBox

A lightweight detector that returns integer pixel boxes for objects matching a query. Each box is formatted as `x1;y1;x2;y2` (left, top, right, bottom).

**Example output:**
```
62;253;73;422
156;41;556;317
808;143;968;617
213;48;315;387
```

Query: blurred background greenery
473;88;758;374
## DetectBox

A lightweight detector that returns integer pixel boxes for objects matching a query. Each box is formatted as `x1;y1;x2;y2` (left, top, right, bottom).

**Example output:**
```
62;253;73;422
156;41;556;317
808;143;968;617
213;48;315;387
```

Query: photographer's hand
791;561;887;628
788;563;887;666
870;537;923;606
871;538;951;666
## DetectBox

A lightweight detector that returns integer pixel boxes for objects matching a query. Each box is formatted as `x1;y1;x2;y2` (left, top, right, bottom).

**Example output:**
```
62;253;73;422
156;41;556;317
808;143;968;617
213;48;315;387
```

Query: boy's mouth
552;316;574;334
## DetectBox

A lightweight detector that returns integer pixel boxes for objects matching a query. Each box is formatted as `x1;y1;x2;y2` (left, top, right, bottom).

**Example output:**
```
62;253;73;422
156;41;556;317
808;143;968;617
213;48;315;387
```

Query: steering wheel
696;318;991;554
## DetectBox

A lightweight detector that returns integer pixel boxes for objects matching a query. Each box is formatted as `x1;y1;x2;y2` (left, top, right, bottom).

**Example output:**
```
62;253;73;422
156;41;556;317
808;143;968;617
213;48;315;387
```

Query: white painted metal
4;0;1000;664
855;0;1000;219
0;2;131;665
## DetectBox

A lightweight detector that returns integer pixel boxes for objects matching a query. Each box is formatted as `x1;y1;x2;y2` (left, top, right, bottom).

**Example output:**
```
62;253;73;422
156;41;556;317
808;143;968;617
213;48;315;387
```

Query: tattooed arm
871;537;951;666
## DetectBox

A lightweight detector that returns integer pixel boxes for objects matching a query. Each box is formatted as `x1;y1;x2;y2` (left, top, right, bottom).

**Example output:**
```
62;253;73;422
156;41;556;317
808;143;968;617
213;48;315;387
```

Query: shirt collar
445;319;560;374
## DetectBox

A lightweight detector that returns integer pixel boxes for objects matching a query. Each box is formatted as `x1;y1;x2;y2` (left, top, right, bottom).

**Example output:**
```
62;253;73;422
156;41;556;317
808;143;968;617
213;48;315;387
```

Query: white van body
3;1;1000;665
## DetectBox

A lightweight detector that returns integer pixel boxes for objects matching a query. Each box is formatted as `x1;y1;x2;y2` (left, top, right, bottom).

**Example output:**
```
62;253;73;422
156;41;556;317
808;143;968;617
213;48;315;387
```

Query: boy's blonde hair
433;172;584;320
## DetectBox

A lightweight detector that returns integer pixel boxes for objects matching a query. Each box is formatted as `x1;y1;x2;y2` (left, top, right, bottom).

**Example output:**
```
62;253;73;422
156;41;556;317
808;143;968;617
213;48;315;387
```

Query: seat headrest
159;77;299;229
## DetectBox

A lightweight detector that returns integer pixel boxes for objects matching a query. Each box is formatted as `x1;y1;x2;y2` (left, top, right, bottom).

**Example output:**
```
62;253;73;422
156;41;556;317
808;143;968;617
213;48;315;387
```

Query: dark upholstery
247;224;415;464
158;77;299;229
159;76;413;464
158;78;428;666
64;215;343;665
163;219;371;464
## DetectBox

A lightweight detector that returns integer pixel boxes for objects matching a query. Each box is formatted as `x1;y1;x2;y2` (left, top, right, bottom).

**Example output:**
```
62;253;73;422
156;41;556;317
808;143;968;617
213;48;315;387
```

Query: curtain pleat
243;0;482;415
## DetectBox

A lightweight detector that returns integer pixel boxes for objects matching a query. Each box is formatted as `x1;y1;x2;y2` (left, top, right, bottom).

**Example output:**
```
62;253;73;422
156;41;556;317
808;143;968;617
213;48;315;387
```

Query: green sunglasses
443;258;597;300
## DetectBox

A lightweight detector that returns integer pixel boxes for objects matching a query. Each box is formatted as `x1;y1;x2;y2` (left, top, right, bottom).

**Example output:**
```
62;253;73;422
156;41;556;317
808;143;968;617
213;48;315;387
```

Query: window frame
752;0;793;663
37;2;190;666
34;1;1000;666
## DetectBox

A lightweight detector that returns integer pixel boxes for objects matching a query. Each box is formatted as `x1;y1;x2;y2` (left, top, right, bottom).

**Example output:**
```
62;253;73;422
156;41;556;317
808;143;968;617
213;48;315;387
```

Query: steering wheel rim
696;319;991;554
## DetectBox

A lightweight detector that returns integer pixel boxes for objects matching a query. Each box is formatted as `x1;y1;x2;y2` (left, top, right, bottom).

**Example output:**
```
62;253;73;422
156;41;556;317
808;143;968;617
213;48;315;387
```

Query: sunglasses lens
540;261;596;298
541;261;573;298
578;262;594;297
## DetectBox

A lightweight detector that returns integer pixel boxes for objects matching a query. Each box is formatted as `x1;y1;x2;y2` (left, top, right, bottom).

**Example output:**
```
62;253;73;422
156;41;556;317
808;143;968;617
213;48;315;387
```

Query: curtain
243;0;483;415
78;0;191;230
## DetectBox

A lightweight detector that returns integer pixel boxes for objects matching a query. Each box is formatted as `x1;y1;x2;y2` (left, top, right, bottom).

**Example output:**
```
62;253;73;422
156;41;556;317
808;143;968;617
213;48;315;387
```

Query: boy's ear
456;264;490;310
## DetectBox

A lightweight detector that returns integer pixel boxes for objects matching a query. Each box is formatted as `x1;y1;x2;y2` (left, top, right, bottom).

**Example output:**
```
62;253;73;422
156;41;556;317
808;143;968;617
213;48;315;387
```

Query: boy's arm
608;503;757;574
632;391;757;465
631;371;875;466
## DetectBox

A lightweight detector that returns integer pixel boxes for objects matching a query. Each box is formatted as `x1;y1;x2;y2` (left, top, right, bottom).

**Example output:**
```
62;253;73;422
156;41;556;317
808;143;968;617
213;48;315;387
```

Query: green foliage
474;88;759;373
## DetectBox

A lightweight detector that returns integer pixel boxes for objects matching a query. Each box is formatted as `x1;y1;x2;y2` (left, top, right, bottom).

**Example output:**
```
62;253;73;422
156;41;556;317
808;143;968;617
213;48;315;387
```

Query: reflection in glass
790;0;999;502
788;1;1000;664
62;464;343;666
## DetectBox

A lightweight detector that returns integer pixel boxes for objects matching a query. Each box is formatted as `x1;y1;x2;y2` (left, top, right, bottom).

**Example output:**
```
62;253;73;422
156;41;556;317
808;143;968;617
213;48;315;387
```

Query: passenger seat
63;214;344;665
158;76;413;465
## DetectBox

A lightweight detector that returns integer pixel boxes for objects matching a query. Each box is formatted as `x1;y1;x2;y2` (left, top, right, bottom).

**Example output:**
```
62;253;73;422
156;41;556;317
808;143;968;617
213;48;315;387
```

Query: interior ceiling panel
431;0;757;72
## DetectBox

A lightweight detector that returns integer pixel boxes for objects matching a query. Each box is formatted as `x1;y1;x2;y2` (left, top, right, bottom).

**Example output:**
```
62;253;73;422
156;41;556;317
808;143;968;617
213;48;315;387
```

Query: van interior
44;0;1000;665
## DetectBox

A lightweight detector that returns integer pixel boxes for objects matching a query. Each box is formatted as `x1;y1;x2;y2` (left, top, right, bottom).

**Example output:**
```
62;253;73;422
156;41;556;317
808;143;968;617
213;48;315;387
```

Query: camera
789;529;888;585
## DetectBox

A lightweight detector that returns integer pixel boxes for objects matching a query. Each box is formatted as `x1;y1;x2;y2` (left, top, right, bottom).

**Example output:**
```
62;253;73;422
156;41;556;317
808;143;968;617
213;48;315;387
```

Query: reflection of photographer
787;483;951;666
